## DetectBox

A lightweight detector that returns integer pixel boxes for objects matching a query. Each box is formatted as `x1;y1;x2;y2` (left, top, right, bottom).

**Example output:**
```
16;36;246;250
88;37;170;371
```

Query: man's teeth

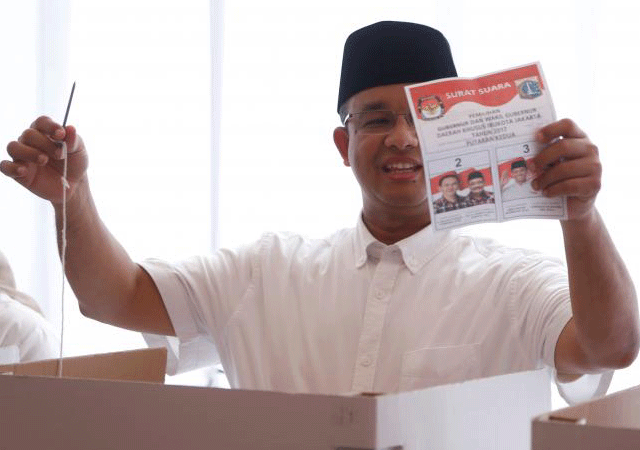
385;162;418;171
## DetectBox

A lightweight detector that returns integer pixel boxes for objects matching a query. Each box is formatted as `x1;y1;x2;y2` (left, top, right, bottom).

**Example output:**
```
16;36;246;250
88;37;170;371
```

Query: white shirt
142;217;613;402
0;293;59;363
501;178;540;201
0;251;59;363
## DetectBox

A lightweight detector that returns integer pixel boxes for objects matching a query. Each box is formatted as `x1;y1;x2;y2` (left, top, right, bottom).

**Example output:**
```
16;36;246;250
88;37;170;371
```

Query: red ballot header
409;64;544;117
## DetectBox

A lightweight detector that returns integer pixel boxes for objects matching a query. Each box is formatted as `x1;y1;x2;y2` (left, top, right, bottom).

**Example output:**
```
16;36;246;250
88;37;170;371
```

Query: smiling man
431;172;468;213
466;171;495;206
2;21;638;402
502;158;538;201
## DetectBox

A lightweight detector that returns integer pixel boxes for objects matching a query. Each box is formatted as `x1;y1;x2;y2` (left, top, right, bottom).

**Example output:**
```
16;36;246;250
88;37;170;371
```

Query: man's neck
361;208;430;245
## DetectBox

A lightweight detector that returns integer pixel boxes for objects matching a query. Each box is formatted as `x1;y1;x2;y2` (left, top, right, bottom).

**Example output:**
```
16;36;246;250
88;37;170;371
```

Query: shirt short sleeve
510;254;613;404
139;240;261;375
511;254;572;369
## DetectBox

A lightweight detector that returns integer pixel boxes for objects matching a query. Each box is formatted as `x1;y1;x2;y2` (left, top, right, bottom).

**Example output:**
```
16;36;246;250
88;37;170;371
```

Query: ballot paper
405;62;567;231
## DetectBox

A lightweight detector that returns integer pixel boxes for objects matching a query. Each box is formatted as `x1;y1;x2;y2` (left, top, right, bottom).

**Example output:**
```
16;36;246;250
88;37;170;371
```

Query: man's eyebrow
358;101;388;112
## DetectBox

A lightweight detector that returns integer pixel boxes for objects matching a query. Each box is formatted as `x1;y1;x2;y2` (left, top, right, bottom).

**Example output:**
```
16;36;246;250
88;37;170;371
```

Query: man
432;172;468;213
1;21;638;400
466;170;495;206
501;158;538;201
0;251;58;363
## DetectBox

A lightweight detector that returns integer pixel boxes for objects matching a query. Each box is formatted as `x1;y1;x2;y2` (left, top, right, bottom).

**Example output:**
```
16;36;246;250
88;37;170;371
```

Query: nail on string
57;81;75;378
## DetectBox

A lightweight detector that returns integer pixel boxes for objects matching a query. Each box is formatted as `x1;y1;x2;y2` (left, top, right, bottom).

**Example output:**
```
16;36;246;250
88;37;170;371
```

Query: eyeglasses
343;110;415;134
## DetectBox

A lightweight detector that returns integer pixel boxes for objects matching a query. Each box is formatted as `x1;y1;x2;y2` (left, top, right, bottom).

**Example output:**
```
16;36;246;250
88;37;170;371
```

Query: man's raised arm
532;118;639;379
1;116;175;336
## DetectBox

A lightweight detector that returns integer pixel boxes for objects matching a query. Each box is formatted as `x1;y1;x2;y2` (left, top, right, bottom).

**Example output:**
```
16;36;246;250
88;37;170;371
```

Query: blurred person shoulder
0;250;59;362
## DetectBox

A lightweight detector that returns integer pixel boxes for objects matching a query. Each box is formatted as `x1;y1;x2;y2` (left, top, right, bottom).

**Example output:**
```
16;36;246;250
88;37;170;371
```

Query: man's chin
381;196;429;210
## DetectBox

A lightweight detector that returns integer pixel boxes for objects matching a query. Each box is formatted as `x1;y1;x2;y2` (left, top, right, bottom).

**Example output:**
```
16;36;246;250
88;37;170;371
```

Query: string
57;81;75;378
57;142;69;377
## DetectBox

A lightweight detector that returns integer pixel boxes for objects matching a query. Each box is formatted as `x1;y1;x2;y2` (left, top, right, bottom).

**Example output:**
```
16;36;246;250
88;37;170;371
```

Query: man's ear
333;126;350;167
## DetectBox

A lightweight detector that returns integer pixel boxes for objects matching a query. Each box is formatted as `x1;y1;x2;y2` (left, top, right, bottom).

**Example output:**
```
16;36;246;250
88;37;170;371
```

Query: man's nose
384;115;419;150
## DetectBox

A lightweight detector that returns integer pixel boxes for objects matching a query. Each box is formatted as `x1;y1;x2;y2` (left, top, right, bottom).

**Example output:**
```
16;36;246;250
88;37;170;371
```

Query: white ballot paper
405;62;567;231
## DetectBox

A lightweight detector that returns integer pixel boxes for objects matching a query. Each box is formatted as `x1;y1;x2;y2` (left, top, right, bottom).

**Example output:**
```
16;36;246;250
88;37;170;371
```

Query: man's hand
1;116;175;336
531;118;601;221
1;116;88;204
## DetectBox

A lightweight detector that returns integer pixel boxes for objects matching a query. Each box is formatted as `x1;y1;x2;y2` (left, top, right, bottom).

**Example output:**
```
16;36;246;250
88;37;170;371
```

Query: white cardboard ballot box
0;359;550;450
532;384;640;450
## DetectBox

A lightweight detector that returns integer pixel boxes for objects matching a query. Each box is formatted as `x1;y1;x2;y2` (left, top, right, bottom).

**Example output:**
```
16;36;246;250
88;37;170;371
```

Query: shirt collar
354;214;456;274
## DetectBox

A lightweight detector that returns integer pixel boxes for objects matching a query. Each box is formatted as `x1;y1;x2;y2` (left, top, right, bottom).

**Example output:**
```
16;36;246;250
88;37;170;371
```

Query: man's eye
363;117;391;128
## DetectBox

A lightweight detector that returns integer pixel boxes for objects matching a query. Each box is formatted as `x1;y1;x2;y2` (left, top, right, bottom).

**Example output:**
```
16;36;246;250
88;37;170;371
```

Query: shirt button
361;356;372;367
375;289;384;299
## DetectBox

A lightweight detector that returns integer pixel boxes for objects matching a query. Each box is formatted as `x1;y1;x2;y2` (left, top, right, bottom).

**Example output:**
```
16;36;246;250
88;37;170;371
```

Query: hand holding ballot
532;118;601;222
1;116;88;205
406;62;570;229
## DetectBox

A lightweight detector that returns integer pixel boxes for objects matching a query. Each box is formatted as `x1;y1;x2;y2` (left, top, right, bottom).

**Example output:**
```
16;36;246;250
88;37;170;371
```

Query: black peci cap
337;21;457;113
511;158;527;169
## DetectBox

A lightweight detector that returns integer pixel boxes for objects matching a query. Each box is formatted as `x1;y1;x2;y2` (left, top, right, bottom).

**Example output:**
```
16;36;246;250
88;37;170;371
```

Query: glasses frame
342;110;416;135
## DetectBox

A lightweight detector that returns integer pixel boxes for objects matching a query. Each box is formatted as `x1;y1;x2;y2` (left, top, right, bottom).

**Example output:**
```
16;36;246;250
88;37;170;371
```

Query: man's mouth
382;162;422;173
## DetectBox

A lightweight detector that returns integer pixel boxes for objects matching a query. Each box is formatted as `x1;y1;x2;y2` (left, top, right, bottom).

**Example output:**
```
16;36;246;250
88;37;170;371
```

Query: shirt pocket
399;343;481;391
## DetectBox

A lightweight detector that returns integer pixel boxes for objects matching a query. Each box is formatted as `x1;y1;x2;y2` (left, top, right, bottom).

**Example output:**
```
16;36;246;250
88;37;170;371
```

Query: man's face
512;166;527;184
468;177;485;195
335;84;425;214
440;176;459;199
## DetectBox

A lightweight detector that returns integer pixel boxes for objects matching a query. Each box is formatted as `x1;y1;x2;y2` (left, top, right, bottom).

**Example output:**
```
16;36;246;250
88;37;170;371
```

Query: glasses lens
354;111;395;133
350;111;415;134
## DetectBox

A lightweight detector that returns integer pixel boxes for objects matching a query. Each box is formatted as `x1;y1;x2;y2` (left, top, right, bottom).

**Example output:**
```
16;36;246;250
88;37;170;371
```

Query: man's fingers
17;127;63;159
530;118;602;207
63;125;82;154
532;137;597;173
0;160;28;178
536;119;587;144
536;118;587;143
6;141;50;165
533;158;601;193
540;176;601;199
30;115;65;140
